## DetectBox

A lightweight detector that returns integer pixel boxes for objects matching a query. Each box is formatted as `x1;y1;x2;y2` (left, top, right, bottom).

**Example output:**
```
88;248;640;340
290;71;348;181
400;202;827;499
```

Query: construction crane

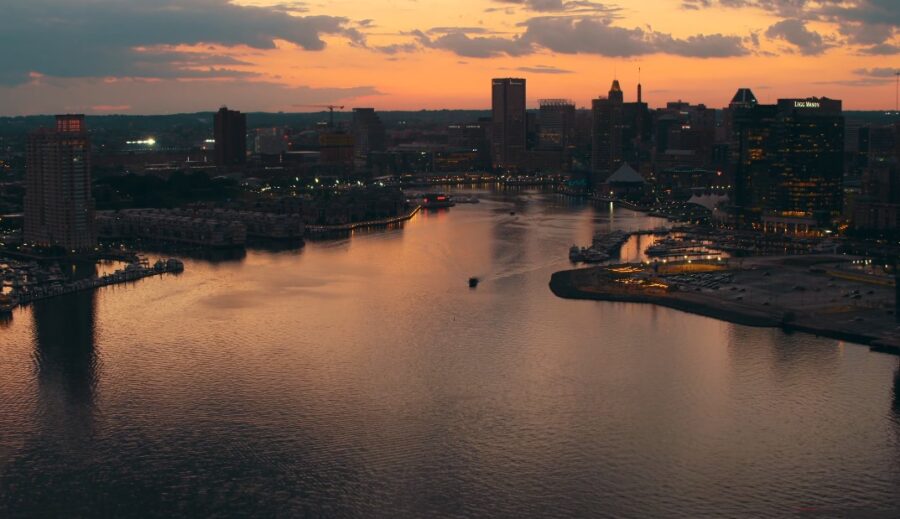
294;104;345;128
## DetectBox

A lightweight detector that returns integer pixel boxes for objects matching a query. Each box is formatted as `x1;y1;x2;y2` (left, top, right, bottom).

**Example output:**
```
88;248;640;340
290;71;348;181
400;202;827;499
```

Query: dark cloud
410;17;749;58
521;16;749;57
412;30;532;58
0;0;360;84
653;33;751;57
410;16;749;58
683;0;899;51
370;43;421;55
858;43;900;55
493;0;620;14
765;18;830;55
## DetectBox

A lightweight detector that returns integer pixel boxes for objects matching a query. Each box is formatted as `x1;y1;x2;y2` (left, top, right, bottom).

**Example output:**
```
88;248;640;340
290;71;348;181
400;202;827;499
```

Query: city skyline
1;0;898;115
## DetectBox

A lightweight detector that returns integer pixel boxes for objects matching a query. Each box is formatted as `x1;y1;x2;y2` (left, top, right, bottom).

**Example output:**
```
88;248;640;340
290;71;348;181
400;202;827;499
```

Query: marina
569;230;641;264
1;257;183;314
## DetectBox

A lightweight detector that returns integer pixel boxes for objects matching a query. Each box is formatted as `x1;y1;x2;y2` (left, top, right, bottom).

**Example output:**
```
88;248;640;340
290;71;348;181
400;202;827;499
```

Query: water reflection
893;361;900;417
1;189;898;516
32;288;99;425
0;288;99;516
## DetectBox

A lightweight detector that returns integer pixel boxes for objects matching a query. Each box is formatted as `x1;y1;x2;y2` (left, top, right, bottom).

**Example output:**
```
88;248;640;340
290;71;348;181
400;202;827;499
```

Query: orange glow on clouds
1;0;897;114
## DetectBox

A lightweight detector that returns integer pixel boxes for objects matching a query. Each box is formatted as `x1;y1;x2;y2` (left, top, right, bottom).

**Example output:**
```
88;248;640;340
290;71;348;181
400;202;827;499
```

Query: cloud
765;18;830;55
858;43;900;55
514;65;574;74
812;66;899;87
0;0;361;85
521;16;749;57
493;0;620;14
653;33;751;57
370;43;421;55
411;17;749;58
813;78;893;87
0;76;380;115
681;0;899;51
681;0;712;10
853;67;900;78
413;30;532;58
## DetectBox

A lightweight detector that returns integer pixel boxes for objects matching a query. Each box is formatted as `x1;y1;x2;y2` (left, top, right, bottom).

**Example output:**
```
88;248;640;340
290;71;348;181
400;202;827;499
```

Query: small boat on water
0;293;17;314
569;245;582;262
421;193;455;209
166;258;185;272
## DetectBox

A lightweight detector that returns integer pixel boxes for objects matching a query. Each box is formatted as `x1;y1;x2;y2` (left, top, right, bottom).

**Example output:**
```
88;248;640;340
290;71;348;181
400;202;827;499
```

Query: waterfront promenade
306;205;421;235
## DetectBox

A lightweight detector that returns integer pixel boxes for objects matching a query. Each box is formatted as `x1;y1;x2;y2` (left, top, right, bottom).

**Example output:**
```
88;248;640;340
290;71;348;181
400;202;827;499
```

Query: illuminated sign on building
793;101;820;109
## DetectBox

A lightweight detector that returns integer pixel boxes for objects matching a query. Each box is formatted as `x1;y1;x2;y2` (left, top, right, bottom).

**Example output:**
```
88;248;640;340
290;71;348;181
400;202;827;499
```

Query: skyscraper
214;106;247;167
591;80;625;177
351;108;387;160
767;98;844;227
491;78;526;171
537;99;576;172
728;89;777;225
24;114;97;251
538;99;576;149
729;92;844;231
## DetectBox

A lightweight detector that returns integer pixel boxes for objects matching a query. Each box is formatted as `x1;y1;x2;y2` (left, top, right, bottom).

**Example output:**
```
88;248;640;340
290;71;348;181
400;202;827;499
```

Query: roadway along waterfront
1;188;899;517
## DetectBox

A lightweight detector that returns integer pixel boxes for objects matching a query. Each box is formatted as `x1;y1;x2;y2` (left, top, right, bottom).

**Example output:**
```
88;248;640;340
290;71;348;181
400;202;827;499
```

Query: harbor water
1;189;899;517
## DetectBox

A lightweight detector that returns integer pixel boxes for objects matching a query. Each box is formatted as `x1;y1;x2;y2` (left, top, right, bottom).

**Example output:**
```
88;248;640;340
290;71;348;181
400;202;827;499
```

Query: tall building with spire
608;79;624;104
591;80;625;176
592;78;649;181
24;114;97;252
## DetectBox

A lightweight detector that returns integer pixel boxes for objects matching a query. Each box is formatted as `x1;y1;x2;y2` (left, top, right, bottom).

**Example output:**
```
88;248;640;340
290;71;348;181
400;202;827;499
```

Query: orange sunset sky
1;0;897;114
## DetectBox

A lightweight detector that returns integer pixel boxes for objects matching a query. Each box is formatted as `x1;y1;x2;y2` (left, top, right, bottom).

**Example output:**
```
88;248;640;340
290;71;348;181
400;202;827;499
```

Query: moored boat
421;193;455;209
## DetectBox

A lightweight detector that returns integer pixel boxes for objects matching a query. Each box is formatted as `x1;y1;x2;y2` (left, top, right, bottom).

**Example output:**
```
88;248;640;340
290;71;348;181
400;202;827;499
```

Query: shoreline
549;268;900;356
306;205;421;235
